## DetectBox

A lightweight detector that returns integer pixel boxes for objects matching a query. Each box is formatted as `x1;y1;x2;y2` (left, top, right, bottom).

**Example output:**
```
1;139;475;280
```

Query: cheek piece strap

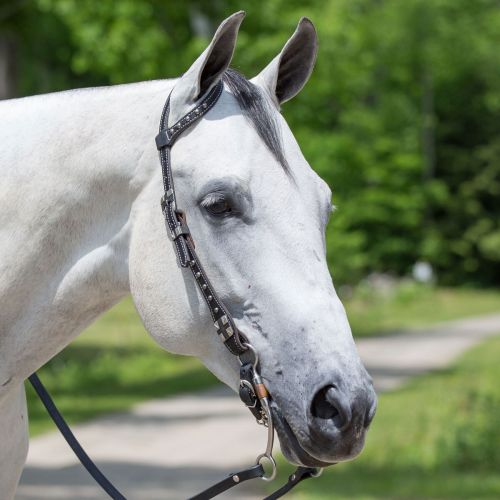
27;80;322;499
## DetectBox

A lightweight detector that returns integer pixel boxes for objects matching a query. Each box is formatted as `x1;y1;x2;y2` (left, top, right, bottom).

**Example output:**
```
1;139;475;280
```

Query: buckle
169;223;190;241
160;189;175;211
239;379;258;408
155;128;174;149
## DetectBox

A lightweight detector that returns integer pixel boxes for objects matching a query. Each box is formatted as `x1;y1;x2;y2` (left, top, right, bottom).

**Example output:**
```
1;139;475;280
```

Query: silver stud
202;284;207;290
202;103;207;109
208;295;213;301
232;475;240;483
195;272;201;278
214;307;219;313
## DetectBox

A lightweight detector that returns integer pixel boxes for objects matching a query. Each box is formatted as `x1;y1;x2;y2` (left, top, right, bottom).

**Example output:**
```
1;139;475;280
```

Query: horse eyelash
200;191;227;208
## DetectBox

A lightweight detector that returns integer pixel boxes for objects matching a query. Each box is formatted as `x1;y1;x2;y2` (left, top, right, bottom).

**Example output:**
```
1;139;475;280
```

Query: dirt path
16;313;500;500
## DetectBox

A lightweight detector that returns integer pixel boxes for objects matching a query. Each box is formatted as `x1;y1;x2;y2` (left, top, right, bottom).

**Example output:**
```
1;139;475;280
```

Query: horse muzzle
267;372;377;466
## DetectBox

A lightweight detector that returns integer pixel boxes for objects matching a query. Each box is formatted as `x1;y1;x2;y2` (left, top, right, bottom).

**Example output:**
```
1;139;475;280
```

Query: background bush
2;0;499;286
439;388;500;471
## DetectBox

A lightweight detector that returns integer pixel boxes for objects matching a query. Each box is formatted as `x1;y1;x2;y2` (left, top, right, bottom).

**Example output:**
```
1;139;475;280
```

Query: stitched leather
156;81;247;356
263;467;320;500
188;464;264;500
239;363;264;421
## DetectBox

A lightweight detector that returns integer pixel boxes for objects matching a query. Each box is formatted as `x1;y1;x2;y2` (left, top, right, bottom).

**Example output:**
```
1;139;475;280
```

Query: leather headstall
155;81;273;424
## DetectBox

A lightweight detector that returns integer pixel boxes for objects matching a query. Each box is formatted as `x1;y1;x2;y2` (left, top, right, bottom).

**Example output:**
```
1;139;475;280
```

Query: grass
26;296;219;436
27;285;500;436
271;336;500;499
343;283;500;337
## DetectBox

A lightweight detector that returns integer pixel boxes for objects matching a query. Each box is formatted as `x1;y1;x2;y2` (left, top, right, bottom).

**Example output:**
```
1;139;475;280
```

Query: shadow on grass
18;460;262;500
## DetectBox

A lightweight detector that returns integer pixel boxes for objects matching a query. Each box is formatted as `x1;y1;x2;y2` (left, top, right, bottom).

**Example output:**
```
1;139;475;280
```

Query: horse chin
270;402;333;468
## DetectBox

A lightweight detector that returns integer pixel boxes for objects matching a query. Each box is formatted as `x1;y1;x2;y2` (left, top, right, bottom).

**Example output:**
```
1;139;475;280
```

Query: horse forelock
222;69;290;174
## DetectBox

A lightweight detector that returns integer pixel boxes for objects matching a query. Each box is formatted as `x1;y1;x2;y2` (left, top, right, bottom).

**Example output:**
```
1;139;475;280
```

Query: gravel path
16;313;500;500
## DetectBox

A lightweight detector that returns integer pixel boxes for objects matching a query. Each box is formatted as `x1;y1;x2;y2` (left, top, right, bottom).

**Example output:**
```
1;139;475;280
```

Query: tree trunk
0;36;17;100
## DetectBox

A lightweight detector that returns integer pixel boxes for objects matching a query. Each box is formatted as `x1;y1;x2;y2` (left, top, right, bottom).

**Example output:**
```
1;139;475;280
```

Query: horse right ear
252;17;318;108
168;11;245;126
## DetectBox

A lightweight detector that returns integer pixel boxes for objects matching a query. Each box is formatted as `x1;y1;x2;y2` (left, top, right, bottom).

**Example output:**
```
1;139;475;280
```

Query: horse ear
168;11;245;125
252;17;318;107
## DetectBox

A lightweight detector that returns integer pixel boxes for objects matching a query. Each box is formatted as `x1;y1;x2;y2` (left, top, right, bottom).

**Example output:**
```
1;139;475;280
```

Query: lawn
344;283;500;337
27;286;500;436
26;296;219;436
271;336;500;499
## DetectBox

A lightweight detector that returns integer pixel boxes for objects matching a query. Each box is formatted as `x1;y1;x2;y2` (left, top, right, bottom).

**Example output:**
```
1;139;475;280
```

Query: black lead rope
29;372;317;499
28;373;126;500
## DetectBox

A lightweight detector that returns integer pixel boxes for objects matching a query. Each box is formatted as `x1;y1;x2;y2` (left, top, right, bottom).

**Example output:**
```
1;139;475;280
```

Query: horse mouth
269;400;333;468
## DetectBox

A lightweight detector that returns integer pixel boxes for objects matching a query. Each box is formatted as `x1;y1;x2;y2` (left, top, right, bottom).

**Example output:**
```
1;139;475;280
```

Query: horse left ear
168;11;245;125
252;17;318;107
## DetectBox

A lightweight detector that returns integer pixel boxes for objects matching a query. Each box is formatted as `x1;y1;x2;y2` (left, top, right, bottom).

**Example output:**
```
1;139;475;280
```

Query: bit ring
238;342;259;369
310;467;323;478
256;453;277;481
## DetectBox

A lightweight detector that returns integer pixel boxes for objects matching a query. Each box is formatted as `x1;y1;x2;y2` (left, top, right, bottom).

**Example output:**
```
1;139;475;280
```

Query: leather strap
28;373;126;500
157;83;222;269
239;362;265;421
263;467;320;500
156;81;247;356
188;464;264;500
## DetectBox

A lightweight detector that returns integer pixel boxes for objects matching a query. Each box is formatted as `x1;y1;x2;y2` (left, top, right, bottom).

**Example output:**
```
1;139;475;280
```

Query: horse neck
0;80;174;383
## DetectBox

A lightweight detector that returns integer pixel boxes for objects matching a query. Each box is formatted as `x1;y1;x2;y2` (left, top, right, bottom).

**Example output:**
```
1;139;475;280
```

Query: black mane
222;69;290;174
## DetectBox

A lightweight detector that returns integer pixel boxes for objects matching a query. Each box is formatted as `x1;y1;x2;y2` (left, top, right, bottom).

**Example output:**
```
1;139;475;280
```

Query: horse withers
0;11;376;497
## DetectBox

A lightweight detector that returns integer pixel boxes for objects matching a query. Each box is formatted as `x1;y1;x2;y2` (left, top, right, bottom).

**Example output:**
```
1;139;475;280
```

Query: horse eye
202;193;233;217
208;200;231;215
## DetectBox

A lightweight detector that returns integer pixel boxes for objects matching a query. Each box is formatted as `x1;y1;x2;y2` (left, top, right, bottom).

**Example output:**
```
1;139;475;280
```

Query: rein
28;80;321;499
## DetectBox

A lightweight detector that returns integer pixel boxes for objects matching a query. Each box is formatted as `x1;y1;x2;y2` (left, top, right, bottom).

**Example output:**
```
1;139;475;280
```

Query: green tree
3;0;499;286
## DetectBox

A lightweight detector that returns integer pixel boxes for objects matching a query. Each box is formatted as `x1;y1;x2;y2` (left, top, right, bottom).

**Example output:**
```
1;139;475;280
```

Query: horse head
129;11;376;468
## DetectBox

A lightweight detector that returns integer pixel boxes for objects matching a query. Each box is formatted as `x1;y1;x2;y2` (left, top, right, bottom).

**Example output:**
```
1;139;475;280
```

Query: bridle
28;79;323;499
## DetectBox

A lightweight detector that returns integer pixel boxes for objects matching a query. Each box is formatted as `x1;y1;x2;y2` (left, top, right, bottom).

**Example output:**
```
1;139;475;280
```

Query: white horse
0;12;376;497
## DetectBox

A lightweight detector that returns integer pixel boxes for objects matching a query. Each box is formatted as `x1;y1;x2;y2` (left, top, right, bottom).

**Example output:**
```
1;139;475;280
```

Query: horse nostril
312;385;339;419
311;385;351;431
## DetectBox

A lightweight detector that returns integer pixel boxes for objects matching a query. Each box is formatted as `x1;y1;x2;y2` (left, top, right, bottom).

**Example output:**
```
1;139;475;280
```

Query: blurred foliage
3;0;500;285
439;388;500;471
